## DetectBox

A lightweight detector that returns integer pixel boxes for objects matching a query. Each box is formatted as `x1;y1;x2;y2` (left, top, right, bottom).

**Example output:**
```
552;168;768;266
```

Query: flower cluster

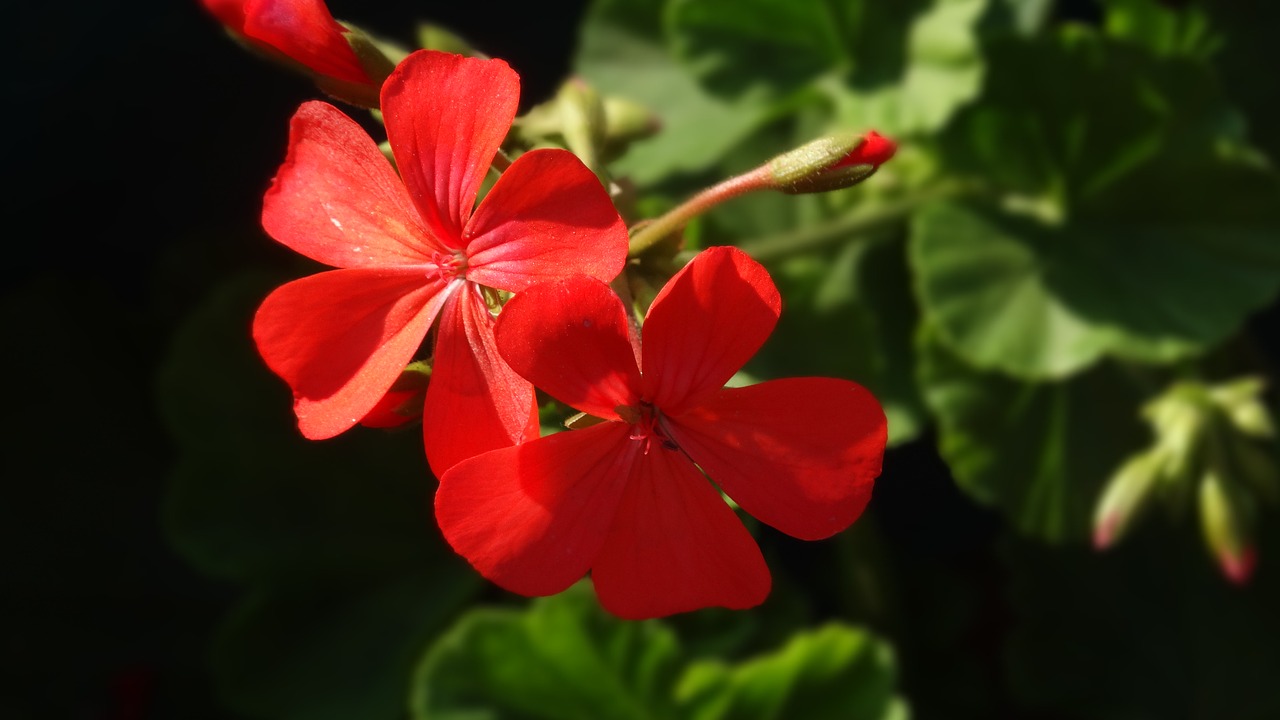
205;0;893;618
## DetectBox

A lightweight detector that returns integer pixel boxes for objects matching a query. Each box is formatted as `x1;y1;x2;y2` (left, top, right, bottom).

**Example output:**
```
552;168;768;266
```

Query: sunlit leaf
676;623;907;720
916;30;1280;378
411;583;684;720
573;0;773;184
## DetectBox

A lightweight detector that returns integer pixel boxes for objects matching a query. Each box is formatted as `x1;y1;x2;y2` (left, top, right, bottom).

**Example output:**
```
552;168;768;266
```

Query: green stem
737;182;969;262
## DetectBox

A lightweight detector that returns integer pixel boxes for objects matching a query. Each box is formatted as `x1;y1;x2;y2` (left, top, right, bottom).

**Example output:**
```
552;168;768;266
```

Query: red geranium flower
435;246;887;619
252;49;629;474
200;0;381;104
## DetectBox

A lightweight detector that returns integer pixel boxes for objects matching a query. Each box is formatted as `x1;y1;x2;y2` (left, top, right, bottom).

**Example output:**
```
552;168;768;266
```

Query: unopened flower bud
1198;469;1257;585
768;130;897;195
201;0;397;108
1093;451;1162;549
1141;387;1205;484
1208;376;1275;439
556;78;608;174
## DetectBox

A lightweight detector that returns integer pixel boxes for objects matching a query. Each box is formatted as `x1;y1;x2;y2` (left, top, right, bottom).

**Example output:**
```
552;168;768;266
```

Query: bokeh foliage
150;0;1280;718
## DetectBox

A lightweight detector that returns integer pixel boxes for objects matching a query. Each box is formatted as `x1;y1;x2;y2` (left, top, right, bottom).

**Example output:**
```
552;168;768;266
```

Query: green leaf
917;326;1150;542
410;583;684;720
669;0;987;137
675;623;906;720
1102;0;1222;59
573;0;773;185
668;0;847;98
917;30;1280;378
158;270;479;719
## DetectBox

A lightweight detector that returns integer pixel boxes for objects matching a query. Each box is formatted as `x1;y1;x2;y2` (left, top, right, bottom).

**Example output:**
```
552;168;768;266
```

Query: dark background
3;1;591;717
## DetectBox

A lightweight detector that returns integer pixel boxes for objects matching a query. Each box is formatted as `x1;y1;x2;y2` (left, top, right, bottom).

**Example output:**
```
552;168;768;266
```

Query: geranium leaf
573;0;772;185
917;326;1149;542
669;0;989;137
675;623;907;720
410;582;684;720
916;30;1280;378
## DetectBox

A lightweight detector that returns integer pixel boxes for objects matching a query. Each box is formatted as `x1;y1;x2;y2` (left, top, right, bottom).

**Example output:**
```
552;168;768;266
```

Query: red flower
201;0;377;98
435;246;887;619
252;50;629;474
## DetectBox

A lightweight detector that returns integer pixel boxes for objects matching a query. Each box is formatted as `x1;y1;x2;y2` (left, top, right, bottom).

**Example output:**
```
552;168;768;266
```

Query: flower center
621;402;679;455
426;250;467;281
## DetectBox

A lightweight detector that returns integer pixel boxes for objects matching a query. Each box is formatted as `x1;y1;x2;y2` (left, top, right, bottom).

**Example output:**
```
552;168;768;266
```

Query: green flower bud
767;131;897;194
1093;450;1163;549
1198;469;1257;585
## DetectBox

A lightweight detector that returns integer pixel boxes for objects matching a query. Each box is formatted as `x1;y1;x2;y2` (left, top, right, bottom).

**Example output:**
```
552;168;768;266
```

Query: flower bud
556;78;608;174
1208;376;1275;439
1198;469;1257;585
767;130;897;195
201;0;396;108
1093;450;1162;549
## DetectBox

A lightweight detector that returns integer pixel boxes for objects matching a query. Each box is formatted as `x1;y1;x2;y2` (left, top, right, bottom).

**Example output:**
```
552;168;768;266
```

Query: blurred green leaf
918;30;1280;378
573;0;773;185
669;0;986;137
158;270;478;719
411;582;684;720
676;623;907;720
1102;0;1222;59
917;326;1150;542
412;583;906;720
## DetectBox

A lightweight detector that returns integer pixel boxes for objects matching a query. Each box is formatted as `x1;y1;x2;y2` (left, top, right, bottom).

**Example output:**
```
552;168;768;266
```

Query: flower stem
627;166;773;258
736;182;970;262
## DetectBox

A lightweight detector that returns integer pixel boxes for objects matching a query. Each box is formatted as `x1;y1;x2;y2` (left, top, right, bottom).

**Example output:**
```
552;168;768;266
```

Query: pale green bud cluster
1093;376;1278;584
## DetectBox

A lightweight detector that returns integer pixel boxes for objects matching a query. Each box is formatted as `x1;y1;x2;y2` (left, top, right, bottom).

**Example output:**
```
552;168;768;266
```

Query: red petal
666;378;886;541
358;387;422;428
494;276;641;421
591;444;770;619
243;0;368;85
834;130;897;169
201;0;247;31
262;101;441;269
381;50;519;247
464;148;628;292
252;268;450;439
641;246;780;413
422;284;539;476
435;422;635;597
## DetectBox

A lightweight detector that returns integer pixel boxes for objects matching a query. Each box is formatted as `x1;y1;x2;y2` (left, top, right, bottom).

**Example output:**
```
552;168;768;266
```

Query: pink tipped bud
1218;545;1257;586
766;130;898;195
1092;451;1162;550
1198;469;1258;586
